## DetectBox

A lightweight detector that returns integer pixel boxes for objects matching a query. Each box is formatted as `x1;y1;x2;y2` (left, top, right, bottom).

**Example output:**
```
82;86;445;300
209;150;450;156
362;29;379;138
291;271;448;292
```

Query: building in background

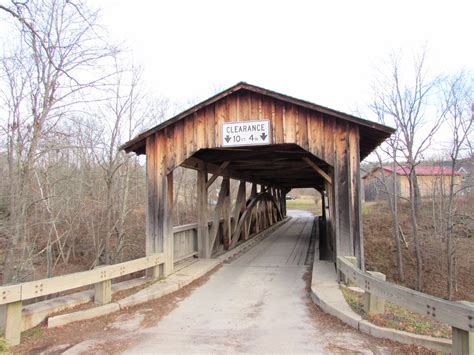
362;166;463;201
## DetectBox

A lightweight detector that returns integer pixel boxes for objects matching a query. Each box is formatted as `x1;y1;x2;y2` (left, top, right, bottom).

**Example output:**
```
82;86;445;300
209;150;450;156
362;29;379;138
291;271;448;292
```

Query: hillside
363;200;473;301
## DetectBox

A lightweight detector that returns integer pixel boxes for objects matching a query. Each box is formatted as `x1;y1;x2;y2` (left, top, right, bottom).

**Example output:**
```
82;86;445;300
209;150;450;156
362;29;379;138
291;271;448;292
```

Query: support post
94;280;112;305
321;190;327;220
251;183;258;232
281;189;287;217
145;136;157;256
164;171;174;276
197;167;210;258
150;263;164;280
223;178;231;249
0;301;22;346
452;327;473;355
363;271;386;315
341;256;357;284
209;177;229;253
231;181;246;237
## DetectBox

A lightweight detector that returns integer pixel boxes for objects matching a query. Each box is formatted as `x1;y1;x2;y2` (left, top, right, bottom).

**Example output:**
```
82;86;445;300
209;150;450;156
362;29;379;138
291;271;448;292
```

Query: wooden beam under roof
302;157;332;184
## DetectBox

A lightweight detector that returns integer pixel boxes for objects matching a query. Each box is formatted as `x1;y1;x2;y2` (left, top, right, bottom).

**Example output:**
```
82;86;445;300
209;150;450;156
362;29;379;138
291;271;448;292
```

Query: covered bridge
121;82;394;275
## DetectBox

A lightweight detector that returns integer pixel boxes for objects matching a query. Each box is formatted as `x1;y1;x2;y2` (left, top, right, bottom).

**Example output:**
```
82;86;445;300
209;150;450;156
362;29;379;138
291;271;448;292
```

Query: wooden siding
148;91;360;175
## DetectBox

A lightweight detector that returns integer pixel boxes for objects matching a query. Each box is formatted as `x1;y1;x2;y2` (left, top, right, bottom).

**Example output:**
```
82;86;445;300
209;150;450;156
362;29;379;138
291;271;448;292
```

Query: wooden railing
173;218;230;262
0;220;228;346
337;256;474;354
173;223;198;262
0;252;165;345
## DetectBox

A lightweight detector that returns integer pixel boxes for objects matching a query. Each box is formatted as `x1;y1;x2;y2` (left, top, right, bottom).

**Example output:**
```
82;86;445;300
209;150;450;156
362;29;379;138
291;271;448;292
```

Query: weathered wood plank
231;180;246;235
173;223;198;234
165;127;176;173
164;171;174;275
296;107;309;150
223;179;232;249
0;285;22;306
349;125;364;268
214;98;227;148
205;105;216;148
195;111;207;151
227;94;239;122
209;177;229;253
184;116;195;158
284;102;297;143
262;97;273;142
173;119;185;168
146;135;157;255
273;100;284;144
197;167;210;258
238;91;251;121
19;253;164;301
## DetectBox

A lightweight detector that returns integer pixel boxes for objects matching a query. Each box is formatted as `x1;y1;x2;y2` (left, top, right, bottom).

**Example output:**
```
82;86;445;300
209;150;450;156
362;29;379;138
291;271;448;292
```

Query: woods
0;0;166;283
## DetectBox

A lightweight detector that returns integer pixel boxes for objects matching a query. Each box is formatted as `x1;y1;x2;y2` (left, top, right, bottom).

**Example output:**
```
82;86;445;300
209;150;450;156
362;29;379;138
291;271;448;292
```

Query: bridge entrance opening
121;82;393;277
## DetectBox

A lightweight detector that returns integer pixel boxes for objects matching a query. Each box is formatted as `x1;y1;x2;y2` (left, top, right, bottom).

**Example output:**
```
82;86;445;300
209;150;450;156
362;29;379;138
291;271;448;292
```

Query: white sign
222;120;271;147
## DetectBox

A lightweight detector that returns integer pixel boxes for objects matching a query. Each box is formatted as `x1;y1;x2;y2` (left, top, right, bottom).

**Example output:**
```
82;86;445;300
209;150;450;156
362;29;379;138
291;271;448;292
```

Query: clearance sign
222;120;271;147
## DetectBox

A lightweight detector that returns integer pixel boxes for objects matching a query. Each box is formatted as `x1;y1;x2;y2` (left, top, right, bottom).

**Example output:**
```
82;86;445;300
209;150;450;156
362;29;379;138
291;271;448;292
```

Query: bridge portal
121;82;393;275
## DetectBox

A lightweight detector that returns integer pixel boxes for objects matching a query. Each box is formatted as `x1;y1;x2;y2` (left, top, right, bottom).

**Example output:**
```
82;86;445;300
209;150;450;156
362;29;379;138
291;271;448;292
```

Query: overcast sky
92;0;473;121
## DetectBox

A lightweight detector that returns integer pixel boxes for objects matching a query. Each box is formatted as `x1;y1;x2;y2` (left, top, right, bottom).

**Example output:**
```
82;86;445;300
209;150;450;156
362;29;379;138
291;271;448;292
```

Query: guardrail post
150;263;164;280
94;266;112;305
363;271;386;315
0;301;22;346
452;326;473;355
342;256;357;285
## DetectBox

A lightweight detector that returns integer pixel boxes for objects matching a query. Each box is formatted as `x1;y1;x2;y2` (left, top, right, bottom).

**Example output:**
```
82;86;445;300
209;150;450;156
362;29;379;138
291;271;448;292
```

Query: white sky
92;0;474;120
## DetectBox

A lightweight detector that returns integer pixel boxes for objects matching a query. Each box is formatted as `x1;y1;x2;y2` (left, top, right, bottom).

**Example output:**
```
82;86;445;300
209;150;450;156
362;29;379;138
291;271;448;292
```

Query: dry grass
363;199;474;301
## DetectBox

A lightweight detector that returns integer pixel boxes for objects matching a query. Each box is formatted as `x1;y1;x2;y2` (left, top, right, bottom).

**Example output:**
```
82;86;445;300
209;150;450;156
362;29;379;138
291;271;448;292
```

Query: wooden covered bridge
121;82;394;274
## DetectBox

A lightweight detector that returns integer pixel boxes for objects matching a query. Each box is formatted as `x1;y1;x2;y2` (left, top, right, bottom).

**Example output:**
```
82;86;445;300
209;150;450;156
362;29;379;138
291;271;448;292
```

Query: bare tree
0;0;116;282
92;61;148;265
371;49;444;291
439;71;473;299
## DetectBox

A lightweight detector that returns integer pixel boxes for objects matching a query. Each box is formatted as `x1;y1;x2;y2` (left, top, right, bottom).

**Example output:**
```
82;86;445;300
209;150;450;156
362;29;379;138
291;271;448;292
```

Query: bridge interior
183;144;330;190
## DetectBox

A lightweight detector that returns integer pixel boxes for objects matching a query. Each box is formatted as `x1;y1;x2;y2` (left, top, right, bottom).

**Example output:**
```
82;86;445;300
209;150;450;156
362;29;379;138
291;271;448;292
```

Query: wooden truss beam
302;157;332;184
205;161;230;189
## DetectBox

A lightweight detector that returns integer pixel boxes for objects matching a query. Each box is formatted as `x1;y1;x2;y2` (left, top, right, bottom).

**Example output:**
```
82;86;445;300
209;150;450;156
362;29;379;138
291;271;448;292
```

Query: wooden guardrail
173;223;199;262
173;219;226;262
0;252;165;346
337;256;474;354
0;220;224;346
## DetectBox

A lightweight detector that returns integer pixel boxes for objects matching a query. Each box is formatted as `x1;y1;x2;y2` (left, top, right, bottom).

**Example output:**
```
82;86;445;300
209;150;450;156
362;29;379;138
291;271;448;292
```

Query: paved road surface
120;211;393;354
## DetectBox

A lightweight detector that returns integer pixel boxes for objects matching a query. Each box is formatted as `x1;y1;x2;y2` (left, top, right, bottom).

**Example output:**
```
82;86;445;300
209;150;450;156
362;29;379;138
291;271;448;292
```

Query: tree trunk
409;169;423;291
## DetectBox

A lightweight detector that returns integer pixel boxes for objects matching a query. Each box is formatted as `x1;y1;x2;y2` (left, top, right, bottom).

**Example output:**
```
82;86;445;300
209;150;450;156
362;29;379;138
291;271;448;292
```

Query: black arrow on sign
260;133;267;140
224;135;231;143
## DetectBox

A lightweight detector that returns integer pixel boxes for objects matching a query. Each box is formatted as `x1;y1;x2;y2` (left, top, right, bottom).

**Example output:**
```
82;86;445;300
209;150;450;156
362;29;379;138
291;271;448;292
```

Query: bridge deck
123;213;392;354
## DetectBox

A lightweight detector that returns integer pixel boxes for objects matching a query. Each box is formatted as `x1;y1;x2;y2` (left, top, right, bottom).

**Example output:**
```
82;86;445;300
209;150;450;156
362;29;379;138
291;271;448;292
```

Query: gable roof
121;82;395;156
